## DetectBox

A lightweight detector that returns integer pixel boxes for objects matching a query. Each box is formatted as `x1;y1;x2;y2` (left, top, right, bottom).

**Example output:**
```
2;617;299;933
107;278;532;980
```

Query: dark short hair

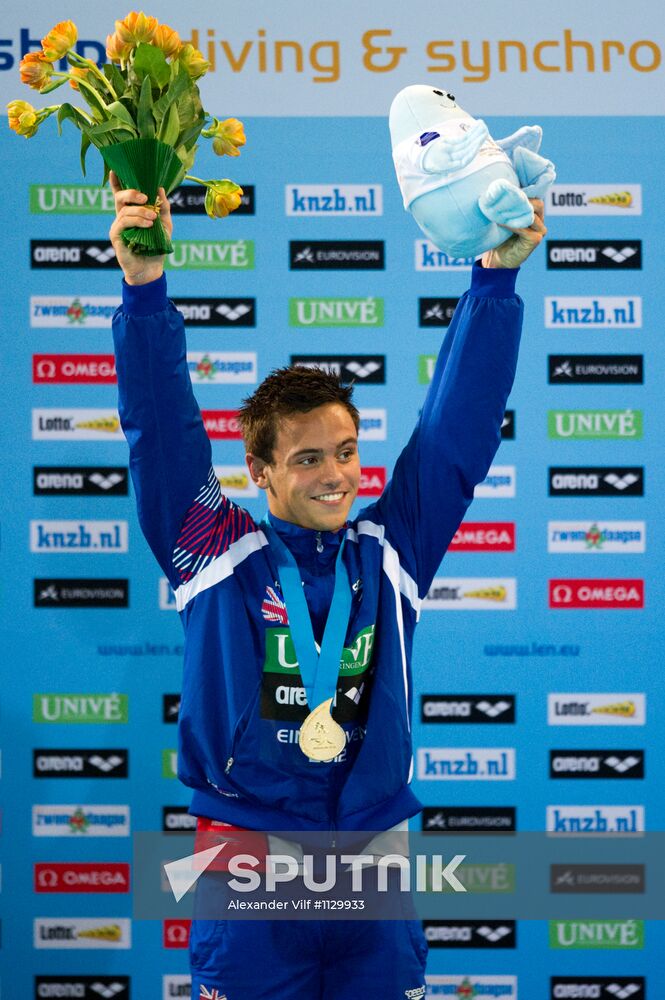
238;365;359;462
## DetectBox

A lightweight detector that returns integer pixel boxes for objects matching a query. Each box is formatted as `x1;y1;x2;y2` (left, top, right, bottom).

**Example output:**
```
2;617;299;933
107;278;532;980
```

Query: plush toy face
389;85;470;147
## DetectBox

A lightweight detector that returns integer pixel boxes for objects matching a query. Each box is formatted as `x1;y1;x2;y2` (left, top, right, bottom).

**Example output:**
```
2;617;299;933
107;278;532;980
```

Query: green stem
69;53;119;101
185;175;209;186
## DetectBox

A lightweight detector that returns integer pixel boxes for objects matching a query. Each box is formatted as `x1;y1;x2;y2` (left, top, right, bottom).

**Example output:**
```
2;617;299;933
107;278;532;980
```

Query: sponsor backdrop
1;1;664;997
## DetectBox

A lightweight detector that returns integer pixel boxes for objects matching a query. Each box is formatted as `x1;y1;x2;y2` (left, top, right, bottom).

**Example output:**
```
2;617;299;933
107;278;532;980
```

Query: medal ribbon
262;519;352;712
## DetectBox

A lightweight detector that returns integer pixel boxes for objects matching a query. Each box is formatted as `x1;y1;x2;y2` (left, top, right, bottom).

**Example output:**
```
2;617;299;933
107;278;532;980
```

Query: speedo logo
550;976;645;999
547;241;642;269
547;184;643;215
550;750;644;778
173;297;256;326
31;241;117;268
421;695;515;723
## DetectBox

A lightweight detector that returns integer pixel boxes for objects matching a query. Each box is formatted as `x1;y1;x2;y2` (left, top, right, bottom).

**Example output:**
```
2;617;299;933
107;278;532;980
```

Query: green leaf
107;100;137;130
104;62;127;95
177;121;204;150
137;75;155;139
133;42;170;89
152;66;190;120
80;130;91;176
158;102;180;145
56;102;89;136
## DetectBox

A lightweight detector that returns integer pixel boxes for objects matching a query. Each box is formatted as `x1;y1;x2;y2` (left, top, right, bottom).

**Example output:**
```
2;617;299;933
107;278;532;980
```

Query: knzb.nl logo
546;805;644;834
545;297;641;328
285;184;382;216
30;521;128;554
417;748;516;780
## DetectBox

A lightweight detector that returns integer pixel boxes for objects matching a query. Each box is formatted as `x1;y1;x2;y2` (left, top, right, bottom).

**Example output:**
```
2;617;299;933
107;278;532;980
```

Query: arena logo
285;184;382;216
546;805;644;834
423;578;517;611
544;296;641;328
474;465;516;499
289;240;385;270
32;409;124;441
173;297;256;327
201;410;243;439
549;919;643;950
35;918;132;949
548;521;645;554
186;352;257;384
550;750;644;779
34;863;130;893
34;578;129;608
30;295;120;327
550;864;645;894
547;184;643;215
549;579;644;609
33;805;130;837
547;240;642;270
163;694;181;723
448;522;515;552
421;695;515;724
289;297;384;327
418;297;460;327
31;240;118;269
164;240;254;270
548;410;642;440
550;976;645;999
359;467;386;496
548;354;643;384
417;748;516;781
30;521;128;554
30;184;116;214
33;749;129;779
549;467;644;497
423;920;516;948
291;355;386;384
548;693;646;726
169;183;255;215
35;976;131;999
357;409;387;441
426;976;518;998
414;241;474;271
163;919;191;948
33;467;128;496
422;806;516;833
162;976;192;999
162;807;197;832
33;693;128;723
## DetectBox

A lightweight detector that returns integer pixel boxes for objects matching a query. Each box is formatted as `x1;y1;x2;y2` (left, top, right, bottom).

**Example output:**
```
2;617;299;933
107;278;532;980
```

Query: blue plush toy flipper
512;146;556;199
422;119;489;175
495;124;543;156
478;178;535;230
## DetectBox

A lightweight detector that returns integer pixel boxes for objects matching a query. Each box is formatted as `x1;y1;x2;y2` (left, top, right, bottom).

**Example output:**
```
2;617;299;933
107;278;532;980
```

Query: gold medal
299;698;346;762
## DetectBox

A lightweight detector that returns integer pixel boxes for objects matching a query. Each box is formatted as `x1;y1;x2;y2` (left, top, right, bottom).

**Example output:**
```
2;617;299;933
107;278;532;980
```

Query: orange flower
179;43;209;79
41;20;77;61
115;11;158;46
153;23;182;59
69;64;89;91
7;99;39;137
19;52;54;92
106;31;134;64
204;181;243;218
210;118;246;157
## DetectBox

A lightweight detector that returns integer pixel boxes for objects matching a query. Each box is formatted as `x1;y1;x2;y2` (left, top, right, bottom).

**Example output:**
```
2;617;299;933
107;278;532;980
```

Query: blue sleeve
369;261;523;597
112;275;212;587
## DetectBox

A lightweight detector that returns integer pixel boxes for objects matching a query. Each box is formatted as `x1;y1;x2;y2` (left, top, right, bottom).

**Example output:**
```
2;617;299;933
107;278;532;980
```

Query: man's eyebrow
291;437;358;459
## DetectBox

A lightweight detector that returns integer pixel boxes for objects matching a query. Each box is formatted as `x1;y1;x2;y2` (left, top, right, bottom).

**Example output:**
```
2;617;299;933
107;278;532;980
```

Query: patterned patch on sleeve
418;131;440;147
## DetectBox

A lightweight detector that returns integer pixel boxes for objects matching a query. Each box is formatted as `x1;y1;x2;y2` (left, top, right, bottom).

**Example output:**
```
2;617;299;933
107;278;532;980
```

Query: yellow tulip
115;11;158;46
69;64;89;91
204;181;244;219
19;52;54;92
153;24;182;60
7;99;39;137
211;118;246;157
41;20;77;61
106;31;134;64
179;43;209;79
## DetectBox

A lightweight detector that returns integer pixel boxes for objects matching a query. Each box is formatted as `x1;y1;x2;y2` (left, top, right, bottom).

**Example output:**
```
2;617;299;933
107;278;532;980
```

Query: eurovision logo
549;579;644;609
417;748;516;781
30;295;120;327
423;578;517;611
285;184;382;216
34;467;128;496
291;355;385;384
164;240;254;270
549;919;643;950
169;183;254;215
548;467;644;497
34;579;129;608
289;240;385;270
32;805;130;837
34;917;132;949
421;695;515;723
34;863;130;893
550;864;645;894
32;409;123;441
547;521;645;553
33;749;129;779
550;749;644;779
545;297;641;329
173;297;255;327
33;693;128;723
548;693;646;726
548;410;642;440
546;805;644;835
421;806;516;833
548;355;643;384
547;184;643;215
546;240;642;270
418;297;460;327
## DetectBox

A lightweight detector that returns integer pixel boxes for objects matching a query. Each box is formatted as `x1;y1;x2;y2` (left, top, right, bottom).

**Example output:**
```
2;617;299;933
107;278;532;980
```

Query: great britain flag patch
261;585;289;625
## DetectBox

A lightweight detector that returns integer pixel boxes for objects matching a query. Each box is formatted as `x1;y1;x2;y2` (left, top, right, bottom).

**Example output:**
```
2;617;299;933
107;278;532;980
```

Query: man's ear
246;453;271;491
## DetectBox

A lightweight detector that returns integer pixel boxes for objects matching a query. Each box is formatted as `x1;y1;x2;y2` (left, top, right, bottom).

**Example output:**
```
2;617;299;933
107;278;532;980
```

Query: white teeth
315;493;344;502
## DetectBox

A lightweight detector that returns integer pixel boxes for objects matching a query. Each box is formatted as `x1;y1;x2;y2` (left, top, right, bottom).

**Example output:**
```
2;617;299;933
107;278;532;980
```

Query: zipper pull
315;531;324;554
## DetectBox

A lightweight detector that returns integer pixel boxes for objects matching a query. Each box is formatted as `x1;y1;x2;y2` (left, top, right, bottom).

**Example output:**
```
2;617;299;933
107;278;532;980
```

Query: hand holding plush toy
389;85;555;258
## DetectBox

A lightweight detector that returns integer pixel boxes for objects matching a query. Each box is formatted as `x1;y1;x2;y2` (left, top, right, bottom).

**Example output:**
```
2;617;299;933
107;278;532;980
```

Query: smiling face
389;84;468;145
246;403;361;532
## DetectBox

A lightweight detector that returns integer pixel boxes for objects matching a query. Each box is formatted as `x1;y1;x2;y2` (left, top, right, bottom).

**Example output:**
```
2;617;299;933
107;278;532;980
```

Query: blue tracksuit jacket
112;262;523;835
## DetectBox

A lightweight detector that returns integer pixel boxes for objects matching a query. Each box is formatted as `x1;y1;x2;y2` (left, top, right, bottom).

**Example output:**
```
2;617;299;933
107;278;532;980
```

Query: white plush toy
389;85;555;258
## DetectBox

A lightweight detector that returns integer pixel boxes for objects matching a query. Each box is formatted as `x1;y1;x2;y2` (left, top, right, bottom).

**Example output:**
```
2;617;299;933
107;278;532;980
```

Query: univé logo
164;240;254;270
549;579;644;609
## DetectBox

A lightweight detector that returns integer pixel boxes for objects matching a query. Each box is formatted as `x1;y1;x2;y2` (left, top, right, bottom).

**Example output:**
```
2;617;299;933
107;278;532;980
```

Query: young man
110;174;544;998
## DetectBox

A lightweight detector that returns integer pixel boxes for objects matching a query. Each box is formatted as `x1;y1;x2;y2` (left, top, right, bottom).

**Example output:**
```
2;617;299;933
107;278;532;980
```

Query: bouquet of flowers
7;11;246;255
